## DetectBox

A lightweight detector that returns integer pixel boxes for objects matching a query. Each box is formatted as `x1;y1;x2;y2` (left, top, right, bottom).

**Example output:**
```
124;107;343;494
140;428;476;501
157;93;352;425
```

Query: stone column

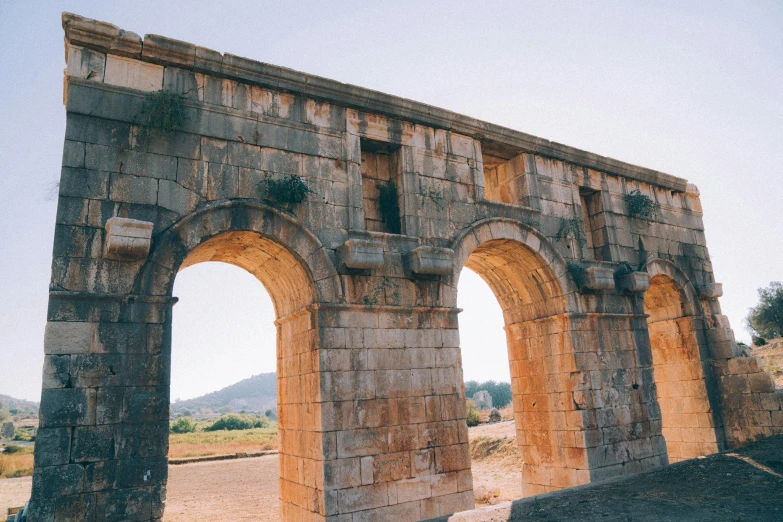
315;304;474;521
30;293;172;521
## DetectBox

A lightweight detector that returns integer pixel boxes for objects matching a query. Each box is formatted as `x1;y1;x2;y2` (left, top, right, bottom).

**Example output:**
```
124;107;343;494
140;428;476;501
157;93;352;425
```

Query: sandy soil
164;454;279;521
468;419;515;439
0;476;30;515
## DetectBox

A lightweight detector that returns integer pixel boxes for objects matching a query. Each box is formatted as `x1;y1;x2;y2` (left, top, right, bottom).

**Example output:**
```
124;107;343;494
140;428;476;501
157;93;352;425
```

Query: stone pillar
316;305;474;521
29;293;172;521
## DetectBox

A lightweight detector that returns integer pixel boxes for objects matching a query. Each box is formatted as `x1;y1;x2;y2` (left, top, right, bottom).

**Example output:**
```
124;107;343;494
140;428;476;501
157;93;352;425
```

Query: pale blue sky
1;1;780;401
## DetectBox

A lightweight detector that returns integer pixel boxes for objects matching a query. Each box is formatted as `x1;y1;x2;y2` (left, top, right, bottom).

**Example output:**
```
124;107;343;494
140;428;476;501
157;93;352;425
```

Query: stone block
109;173;158;205
142;34;196;67
71;425;116;462
62;12;142;58
336;239;384;271
44;321;92;355
59;168;109;200
39;388;95;428
66;45;105;82
104;217;153;260
31;464;86;499
615;271;650;295
104;55;163;92
157;180;198;215
727;356;762;375
748;372;776;393
42;354;71;389
697;283;723;299
405;246;454;277
33;428;72;467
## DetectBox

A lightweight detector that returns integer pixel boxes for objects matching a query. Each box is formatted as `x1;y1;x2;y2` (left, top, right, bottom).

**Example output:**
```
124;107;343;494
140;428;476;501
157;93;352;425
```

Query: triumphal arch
20;13;783;522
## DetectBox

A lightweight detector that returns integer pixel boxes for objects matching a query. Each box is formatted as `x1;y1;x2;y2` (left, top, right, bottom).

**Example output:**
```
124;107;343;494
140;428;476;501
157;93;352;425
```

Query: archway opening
455;233;584;498
644;274;719;462
167;261;280;519
161;229;323;520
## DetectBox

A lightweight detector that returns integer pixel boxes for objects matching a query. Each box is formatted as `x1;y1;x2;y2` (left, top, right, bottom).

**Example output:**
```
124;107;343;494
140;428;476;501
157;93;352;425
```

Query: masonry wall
24;13;783;522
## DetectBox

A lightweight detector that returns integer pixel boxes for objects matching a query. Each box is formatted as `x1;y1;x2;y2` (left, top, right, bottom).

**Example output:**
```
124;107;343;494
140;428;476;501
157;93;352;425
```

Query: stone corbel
615;271;650;295
104;217;153;261
405;246;454;278
336;239;385;272
697;283;723;299
569;262;616;292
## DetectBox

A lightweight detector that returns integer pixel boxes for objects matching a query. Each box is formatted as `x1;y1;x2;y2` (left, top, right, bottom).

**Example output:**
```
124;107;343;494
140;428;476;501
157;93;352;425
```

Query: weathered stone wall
23;12;783;522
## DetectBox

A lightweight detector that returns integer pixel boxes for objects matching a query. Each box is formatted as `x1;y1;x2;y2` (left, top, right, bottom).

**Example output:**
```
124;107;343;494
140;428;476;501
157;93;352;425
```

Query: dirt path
164;454;279;521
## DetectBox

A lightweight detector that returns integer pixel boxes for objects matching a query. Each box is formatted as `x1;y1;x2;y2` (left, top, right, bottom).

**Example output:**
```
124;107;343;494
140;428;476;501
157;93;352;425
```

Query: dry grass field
0;447;33;479
169;426;278;459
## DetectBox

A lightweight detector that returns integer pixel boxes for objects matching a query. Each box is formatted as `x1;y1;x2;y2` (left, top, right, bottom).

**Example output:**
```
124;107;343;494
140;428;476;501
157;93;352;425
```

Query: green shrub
170;416;198;434
135;89;187;144
625;189;660;220
752;336;767;347
466;401;481;427
13;430;33;442
2;445;25;454
260;174;311;210
206;414;269;432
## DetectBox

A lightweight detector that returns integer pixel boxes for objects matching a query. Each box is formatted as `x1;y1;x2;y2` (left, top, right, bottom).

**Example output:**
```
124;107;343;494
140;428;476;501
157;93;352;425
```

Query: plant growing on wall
377;181;402;234
259;174;311;211
134;89;187;144
556;216;587;249
625;189;660;221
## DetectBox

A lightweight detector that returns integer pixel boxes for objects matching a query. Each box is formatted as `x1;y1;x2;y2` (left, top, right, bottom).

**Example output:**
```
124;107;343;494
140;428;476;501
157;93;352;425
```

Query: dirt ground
2;433;782;521
433;434;783;522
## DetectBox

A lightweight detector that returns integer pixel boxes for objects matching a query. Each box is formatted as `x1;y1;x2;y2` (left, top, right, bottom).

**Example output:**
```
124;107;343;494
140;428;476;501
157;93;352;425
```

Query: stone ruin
0;422;14;440
488;409;502;423
17;12;783;522
471;391;493;411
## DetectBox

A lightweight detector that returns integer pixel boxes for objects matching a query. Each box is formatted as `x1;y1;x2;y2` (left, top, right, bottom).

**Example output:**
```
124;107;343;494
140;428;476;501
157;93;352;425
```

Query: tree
747;281;783;340
465;400;481;427
170;416;198;434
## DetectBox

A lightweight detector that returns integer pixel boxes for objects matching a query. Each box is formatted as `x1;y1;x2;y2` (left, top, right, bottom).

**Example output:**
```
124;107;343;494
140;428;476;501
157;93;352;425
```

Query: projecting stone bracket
615;271;650;295
104;217;153;261
405;246;454;278
569;262;616;293
697;283;723;299
336;239;385;273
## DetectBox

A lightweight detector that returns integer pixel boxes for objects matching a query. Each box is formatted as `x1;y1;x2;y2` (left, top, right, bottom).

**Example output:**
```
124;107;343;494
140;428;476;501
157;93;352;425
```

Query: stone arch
448;218;586;495
644;258;701;319
642;259;720;462
134;199;342;518
135;199;343;317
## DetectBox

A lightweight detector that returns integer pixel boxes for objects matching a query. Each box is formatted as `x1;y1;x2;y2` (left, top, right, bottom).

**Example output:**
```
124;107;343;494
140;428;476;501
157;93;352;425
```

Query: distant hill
171;373;277;416
0;394;39;416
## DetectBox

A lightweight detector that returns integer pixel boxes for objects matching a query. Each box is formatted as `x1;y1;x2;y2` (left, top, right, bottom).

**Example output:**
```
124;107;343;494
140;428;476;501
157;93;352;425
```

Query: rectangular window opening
579;188;604;261
360;139;402;234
